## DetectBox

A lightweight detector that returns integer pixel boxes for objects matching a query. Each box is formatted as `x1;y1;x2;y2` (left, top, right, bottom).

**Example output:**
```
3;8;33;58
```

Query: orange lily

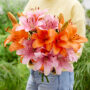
64;23;88;52
4;12;28;52
52;22;88;55
53;30;68;56
51;14;69;56
4;30;28;52
32;27;57;51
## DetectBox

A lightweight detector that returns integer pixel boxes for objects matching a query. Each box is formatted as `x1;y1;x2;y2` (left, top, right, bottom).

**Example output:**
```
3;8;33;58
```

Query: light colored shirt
24;0;86;62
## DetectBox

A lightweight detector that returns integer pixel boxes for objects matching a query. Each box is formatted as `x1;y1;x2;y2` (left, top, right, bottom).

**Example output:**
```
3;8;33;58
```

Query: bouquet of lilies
4;9;88;80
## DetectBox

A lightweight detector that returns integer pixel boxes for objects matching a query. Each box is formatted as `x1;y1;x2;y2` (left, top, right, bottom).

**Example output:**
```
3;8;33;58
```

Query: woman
24;0;86;90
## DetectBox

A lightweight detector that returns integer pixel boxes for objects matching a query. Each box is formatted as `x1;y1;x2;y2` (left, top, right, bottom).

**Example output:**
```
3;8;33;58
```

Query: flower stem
41;73;44;82
45;76;49;83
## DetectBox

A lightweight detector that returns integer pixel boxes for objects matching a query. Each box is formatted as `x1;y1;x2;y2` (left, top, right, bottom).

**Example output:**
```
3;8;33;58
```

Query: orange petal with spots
9;42;24;52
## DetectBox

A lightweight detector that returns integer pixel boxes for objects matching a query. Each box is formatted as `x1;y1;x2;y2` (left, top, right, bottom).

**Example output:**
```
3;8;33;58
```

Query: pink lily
55;55;73;75
33;52;57;76
16;9;48;32
16;15;38;32
65;49;78;62
37;15;59;30
16;40;35;64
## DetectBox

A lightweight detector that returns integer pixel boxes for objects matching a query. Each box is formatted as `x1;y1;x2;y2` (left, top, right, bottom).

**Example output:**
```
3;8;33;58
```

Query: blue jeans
26;70;74;90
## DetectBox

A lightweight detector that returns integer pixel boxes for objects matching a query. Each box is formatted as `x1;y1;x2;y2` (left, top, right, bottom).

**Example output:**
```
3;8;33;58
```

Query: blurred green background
0;0;90;90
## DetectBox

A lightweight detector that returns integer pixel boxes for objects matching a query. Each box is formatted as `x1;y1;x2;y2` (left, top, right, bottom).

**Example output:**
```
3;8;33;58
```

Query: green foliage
0;0;29;90
74;31;90;90
0;11;11;34
78;0;83;3
0;0;28;34
86;25;90;32
0;35;18;63
86;10;90;18
0;61;29;90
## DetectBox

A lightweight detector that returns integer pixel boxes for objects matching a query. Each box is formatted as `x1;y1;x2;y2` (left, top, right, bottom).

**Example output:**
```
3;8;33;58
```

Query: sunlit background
0;0;90;90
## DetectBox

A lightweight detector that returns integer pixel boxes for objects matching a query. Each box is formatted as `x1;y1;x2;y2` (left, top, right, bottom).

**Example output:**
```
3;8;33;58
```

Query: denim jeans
26;70;74;90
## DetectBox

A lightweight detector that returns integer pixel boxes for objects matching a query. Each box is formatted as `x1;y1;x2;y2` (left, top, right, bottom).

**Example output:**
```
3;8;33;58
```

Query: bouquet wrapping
4;9;88;81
